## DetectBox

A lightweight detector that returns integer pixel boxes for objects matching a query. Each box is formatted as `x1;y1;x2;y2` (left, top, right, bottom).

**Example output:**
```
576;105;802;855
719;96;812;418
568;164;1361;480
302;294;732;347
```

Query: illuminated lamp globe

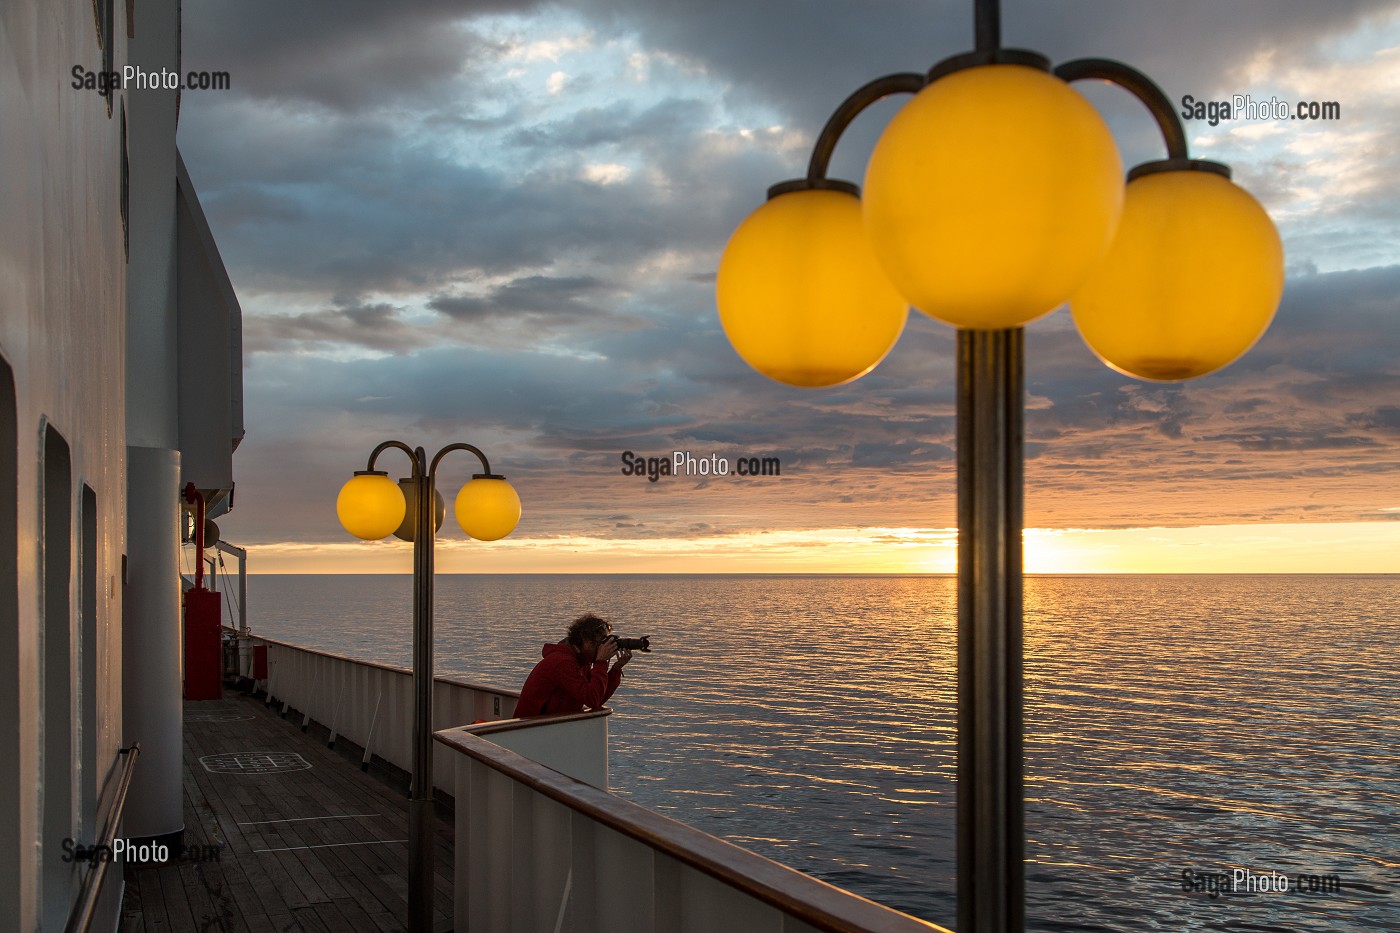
336;470;406;540
1070;166;1284;381
863;59;1124;329
455;475;521;541
716;184;907;387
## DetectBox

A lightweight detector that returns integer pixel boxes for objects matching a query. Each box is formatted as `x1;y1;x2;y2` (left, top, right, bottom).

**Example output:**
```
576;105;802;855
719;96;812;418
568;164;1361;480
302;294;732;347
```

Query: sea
231;573;1398;932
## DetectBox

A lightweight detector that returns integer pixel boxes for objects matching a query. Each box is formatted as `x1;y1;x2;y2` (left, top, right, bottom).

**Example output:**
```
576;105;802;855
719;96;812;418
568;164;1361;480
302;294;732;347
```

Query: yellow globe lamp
863;56;1124;329
1070;165;1284;381
336;470;406;540
455;475;521;541
716;183;907;387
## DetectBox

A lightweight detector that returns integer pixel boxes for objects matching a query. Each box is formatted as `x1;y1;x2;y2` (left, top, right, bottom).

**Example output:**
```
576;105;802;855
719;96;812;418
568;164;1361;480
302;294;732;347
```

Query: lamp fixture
335;440;520;932
717;27;1283;387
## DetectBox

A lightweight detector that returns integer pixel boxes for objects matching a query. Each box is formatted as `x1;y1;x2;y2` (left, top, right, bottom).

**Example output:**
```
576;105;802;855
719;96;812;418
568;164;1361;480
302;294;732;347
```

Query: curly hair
565;612;613;647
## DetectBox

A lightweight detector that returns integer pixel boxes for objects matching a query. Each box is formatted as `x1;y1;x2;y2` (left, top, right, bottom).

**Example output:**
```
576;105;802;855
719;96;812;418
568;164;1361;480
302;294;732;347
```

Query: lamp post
716;2;1283;931
335;441;521;932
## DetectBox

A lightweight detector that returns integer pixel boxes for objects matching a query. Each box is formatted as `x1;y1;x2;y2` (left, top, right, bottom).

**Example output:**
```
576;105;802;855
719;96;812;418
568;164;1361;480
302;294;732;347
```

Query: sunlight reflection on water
246;573;1399;932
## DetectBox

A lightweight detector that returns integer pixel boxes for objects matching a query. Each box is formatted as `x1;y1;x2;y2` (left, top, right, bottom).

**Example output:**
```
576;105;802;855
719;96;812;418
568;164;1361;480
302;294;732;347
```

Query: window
121;104;130;260
80;485;98;840
92;0;116;117
0;356;17;929
41;425;74;930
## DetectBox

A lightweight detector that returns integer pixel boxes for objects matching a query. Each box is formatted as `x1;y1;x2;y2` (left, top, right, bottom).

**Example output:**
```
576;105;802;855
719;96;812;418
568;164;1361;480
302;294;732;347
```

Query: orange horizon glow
202;522;1400;575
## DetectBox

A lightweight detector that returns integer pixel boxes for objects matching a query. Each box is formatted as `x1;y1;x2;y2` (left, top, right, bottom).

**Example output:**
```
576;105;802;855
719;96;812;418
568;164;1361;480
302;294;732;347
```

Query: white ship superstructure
2;1;243;928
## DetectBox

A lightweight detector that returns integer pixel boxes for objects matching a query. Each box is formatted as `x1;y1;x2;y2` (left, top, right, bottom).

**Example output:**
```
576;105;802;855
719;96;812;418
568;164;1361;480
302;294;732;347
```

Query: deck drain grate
200;752;312;774
185;712;255;723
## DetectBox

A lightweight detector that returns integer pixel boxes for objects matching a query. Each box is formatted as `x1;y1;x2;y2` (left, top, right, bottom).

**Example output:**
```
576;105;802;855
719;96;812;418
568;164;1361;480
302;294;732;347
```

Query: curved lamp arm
1053;57;1189;161
802;72;927;186
430;442;498;480
366;440;420;476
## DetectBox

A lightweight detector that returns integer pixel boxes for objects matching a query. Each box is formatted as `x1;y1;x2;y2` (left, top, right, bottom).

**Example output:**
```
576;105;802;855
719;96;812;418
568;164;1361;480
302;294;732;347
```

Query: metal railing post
329;669;348;749
362;681;384;772
301;659;319;732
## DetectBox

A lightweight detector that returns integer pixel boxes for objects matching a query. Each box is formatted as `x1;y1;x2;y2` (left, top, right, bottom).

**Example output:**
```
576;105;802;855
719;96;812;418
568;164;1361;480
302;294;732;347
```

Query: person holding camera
514;612;633;718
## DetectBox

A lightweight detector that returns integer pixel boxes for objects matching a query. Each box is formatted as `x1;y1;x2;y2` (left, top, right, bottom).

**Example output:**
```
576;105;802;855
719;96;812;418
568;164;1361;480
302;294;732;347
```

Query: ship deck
119;690;453;932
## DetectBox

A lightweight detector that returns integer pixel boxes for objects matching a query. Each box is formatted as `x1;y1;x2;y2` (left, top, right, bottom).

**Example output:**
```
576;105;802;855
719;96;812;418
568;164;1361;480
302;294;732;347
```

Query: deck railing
461;710;611;789
243;633;519;791
436;722;955;933
242;636;954;933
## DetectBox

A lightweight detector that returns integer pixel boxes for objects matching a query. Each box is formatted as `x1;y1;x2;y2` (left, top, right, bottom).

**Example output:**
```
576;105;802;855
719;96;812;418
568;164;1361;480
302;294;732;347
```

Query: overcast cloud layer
176;0;1400;552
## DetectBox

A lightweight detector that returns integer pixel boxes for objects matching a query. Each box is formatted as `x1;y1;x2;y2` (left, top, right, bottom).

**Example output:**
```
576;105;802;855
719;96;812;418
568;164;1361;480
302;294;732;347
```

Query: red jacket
514;642;623;718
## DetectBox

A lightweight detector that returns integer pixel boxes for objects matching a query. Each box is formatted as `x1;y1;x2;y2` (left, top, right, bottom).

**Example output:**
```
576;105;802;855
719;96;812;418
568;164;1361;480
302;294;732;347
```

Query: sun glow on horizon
221;522;1400;574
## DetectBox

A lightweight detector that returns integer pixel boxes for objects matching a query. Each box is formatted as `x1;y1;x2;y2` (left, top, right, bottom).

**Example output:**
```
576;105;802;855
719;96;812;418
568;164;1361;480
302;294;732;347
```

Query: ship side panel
0;0;133;928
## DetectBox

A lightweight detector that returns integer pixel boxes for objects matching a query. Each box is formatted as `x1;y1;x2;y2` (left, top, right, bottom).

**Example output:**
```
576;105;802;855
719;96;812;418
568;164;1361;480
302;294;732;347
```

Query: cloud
244;298;432;355
182;0;534;112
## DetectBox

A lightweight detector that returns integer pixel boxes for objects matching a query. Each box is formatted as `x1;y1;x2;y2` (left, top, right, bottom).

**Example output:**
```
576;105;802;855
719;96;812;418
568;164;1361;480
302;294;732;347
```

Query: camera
612;635;652;653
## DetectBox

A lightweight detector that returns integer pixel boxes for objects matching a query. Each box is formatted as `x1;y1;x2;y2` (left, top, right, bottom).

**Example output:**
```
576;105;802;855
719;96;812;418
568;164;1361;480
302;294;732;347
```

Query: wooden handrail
457;708;610;737
435;726;954;933
63;742;140;933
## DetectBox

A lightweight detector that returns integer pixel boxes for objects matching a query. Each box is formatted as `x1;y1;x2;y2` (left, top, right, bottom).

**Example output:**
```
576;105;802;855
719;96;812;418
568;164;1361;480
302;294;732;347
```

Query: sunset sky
179;0;1400;574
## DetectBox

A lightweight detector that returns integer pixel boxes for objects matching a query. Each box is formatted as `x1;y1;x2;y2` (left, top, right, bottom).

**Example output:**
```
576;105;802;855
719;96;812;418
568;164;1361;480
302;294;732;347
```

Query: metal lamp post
715;1;1284;931
336;441;521;932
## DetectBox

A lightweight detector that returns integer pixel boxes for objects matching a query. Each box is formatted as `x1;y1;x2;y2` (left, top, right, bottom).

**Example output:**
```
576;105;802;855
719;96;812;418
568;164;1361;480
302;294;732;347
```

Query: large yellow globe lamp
863;56;1124;329
455;475;521;541
336;470;406;540
1071;164;1284;381
716;183;907;387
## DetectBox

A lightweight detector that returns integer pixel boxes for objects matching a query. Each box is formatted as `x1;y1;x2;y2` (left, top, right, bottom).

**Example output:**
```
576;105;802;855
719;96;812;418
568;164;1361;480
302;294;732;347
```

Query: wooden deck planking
121;691;454;932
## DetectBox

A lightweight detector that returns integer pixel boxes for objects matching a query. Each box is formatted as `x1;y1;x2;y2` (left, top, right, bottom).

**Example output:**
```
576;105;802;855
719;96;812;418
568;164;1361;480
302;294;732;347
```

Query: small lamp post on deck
336;441;521;932
715;1;1283;931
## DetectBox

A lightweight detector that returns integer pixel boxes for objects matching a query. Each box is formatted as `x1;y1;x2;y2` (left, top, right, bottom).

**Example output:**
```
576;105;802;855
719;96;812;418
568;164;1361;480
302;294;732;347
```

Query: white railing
244;634;519;792
462;710;611;790
244;636;954;932
436;723;955;933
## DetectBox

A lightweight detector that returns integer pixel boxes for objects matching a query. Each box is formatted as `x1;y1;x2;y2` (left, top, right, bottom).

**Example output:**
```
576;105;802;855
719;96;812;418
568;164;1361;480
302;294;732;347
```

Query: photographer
514;612;633;718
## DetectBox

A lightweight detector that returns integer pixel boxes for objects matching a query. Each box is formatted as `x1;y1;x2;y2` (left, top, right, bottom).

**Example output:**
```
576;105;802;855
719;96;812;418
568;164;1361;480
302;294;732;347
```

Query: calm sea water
233;573;1398;932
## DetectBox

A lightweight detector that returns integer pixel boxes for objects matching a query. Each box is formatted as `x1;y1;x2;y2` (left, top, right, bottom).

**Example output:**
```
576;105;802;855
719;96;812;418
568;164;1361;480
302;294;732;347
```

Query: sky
176;0;1400;574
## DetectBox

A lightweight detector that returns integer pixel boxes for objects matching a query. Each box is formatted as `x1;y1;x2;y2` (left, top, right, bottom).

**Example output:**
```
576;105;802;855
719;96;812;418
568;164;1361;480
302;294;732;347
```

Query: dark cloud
1197;431;1382;451
565;0;1395;170
428;274;614;321
182;0;532;111
180;95;785;302
244;298;430;355
1347;407;1400;432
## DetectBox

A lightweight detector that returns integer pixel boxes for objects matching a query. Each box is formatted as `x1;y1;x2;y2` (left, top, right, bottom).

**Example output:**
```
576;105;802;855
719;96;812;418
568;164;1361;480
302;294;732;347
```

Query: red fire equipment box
184;586;223;700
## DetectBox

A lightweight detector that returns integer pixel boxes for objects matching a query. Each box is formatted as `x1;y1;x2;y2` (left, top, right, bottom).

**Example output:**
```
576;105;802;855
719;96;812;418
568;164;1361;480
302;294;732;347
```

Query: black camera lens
613;635;651;652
